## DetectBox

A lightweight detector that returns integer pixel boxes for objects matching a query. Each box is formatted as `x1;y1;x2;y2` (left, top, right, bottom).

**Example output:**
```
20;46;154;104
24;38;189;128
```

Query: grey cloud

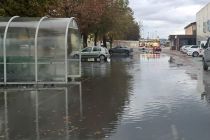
129;0;210;38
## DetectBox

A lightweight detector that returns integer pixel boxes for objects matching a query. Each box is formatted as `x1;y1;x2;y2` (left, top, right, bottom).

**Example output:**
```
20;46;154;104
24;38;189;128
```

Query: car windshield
191;45;199;48
185;46;191;48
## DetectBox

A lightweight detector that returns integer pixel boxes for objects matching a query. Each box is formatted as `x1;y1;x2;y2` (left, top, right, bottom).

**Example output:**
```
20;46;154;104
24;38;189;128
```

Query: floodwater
1;53;210;140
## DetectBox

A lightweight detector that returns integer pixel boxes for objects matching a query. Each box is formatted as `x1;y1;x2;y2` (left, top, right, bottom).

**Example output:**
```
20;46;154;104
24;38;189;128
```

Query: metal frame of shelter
0;16;81;85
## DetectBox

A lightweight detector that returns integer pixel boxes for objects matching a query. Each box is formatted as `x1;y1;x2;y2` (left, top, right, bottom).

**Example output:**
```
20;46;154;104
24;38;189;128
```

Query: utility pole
139;20;144;39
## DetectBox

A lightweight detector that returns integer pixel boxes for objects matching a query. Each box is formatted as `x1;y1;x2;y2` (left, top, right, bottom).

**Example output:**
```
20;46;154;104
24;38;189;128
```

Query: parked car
154;47;161;52
180;45;189;52
181;45;191;53
109;46;133;55
186;45;202;57
202;37;210;71
139;47;149;53
73;46;110;62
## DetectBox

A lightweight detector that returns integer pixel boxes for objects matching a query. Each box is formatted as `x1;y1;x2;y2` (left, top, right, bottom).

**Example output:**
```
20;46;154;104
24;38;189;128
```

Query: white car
180;45;190;53
182;45;193;53
186;45;203;57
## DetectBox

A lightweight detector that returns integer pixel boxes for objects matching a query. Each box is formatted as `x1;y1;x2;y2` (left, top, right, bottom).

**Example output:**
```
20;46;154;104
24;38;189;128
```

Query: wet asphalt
1;50;210;140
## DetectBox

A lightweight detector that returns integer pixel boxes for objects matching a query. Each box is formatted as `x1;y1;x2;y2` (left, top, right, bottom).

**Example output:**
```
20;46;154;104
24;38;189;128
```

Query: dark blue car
109;46;133;55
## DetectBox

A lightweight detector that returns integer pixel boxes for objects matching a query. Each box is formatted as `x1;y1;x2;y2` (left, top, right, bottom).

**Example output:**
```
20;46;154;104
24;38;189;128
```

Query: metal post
4;91;9;140
65;18;74;83
79;82;83;119
3;16;19;85
35;16;48;84
79;35;82;77
35;91;40;140
65;88;69;140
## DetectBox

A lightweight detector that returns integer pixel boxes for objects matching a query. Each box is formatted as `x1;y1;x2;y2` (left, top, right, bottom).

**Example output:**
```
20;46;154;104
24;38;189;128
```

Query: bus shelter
0;16;81;85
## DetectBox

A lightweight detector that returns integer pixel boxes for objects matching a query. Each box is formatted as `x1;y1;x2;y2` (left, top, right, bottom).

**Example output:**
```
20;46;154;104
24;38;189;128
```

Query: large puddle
0;54;210;140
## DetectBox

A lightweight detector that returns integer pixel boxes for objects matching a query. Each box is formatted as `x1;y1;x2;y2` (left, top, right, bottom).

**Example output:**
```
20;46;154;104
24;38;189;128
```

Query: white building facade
196;2;210;44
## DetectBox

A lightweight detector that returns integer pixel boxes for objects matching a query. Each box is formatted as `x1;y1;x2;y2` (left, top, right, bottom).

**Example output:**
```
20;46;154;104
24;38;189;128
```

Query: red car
154;47;162;52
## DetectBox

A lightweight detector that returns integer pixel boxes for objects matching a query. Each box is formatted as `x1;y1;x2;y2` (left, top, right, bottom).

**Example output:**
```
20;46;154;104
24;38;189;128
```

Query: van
202;38;210;70
199;41;207;56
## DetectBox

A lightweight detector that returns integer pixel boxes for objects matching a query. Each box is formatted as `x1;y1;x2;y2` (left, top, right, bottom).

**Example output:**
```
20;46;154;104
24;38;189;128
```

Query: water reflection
82;62;111;78
201;72;210;103
140;53;161;60
0;56;134;140
80;58;134;139
0;83;82;140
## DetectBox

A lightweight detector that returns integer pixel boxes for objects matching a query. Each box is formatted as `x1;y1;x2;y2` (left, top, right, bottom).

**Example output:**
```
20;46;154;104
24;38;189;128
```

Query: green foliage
0;0;54;16
0;8;5;16
0;0;140;43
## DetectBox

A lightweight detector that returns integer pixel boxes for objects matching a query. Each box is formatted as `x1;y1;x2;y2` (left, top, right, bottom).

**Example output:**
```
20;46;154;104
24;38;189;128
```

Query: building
169;21;197;50
196;2;210;45
184;22;196;35
169;35;196;50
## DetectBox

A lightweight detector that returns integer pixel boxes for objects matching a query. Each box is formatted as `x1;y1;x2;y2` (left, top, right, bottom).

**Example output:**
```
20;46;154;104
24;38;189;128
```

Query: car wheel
99;55;105;61
192;52;199;57
104;57;108;62
203;60;208;71
109;51;113;55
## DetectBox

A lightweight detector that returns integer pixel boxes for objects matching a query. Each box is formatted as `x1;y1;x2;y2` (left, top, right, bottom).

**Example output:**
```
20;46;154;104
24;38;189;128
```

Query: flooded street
1;53;210;140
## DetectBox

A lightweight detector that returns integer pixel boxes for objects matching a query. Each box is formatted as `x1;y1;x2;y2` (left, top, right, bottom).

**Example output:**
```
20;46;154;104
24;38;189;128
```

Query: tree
47;0;110;47
0;0;54;16
0;0;139;47
95;1;140;47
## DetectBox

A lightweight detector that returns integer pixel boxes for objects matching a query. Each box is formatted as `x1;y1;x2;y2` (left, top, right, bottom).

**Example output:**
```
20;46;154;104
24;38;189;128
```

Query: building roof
184;22;196;29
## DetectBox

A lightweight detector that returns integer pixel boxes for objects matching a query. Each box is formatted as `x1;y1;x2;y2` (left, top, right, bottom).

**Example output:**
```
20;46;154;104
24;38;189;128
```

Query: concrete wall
113;40;139;48
196;2;210;44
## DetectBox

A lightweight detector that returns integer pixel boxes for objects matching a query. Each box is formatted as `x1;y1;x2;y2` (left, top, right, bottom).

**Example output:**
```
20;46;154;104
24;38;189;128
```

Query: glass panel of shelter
0;18;10;83
6;17;40;82
67;26;81;77
37;18;69;82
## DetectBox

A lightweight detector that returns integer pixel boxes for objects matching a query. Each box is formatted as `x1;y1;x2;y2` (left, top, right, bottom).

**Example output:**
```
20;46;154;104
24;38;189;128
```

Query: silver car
74;46;110;62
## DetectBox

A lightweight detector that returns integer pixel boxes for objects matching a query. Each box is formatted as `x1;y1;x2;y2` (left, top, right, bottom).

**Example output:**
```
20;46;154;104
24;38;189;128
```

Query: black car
109;46;133;55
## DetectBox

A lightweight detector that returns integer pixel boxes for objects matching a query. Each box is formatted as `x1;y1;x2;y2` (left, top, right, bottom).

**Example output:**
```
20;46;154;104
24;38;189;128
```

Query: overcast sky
129;0;210;39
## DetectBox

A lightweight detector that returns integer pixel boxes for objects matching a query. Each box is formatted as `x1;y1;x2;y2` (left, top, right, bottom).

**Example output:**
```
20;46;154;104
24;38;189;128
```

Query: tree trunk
103;35;107;48
94;31;98;46
109;35;113;48
82;33;88;48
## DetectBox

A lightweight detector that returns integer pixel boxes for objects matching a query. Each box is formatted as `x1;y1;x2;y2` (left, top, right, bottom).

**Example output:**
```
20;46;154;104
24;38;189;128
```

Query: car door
92;47;101;58
117;46;125;53
81;47;92;58
191;45;199;52
204;39;210;62
113;46;120;53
